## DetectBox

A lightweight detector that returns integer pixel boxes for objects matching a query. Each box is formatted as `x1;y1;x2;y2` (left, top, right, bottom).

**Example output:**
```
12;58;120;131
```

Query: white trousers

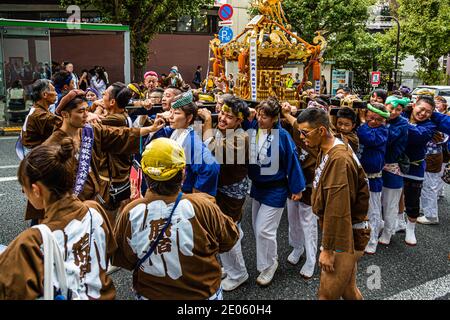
287;199;318;268
438;163;446;197
251;199;284;272
220;223;247;280
420;170;444;219
368;191;382;246
381;187;402;236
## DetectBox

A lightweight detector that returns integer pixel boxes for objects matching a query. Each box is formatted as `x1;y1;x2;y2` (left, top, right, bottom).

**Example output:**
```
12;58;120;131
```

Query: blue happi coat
357;123;388;192
148;127;220;196
382;116;409;189
402;111;438;180
243;119;306;208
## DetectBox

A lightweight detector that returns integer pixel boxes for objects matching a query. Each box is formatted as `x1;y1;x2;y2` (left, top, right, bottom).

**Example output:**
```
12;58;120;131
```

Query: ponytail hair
18;138;76;200
110;82;133;109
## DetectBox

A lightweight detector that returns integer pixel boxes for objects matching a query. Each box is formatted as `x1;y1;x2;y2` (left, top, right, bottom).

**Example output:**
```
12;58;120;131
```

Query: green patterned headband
171;90;193;109
385;96;410;108
367;104;390;119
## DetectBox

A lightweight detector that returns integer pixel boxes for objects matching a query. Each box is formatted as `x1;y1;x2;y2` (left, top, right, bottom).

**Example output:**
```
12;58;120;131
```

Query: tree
373;25;407;85
61;0;214;81
281;0;378;94
397;0;450;84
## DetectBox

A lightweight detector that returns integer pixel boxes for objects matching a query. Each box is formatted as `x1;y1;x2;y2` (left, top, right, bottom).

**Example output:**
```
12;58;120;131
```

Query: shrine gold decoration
209;0;327;106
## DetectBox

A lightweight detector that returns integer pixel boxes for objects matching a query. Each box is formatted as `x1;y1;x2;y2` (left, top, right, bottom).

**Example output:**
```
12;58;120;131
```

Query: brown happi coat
281;119;319;206
312;141;370;253
112;192;239;300
21;103;62;149
25;124;141;221
209;128;249;222
0;195;117;300
99;112;134;183
340;131;359;154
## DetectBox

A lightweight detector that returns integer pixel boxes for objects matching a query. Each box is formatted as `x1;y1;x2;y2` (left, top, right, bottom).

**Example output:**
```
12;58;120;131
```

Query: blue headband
86;87;100;98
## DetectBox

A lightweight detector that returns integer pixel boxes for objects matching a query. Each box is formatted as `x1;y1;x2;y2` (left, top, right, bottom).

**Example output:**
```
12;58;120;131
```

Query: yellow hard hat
141;138;186;181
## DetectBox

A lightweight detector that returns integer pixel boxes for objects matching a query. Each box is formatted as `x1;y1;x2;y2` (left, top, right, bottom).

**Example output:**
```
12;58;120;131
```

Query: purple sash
74;125;94;196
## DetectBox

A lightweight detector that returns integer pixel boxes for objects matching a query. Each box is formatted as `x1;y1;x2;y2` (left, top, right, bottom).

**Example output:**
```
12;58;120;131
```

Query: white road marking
0;177;17;182
385;273;450;300
0;165;19;169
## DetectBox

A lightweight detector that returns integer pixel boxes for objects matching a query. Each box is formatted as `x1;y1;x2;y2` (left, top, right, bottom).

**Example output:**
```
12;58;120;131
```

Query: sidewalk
0;101;22;136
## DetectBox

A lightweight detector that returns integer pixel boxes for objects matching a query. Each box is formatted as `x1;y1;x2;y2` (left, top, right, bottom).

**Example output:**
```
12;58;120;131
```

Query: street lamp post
379;15;400;87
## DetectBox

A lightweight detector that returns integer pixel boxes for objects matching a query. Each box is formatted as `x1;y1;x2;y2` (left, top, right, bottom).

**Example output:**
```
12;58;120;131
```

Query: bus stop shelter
0;18;130;101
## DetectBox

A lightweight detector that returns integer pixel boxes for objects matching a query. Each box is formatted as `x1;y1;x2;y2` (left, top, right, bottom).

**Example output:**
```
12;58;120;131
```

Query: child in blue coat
357;103;389;254
379;96;409;246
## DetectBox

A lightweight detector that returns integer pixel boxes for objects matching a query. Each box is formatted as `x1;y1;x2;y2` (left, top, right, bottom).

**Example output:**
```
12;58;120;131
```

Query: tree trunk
131;32;149;83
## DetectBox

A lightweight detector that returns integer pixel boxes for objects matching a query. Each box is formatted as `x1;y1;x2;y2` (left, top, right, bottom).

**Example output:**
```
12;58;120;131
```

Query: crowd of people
0;64;449;301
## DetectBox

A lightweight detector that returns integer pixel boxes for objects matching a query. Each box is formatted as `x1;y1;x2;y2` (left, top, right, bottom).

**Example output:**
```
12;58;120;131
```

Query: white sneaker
221;267;227;280
405;220;417;246
378;229;392;245
256;260;278;286
417;216;439;225
221;273;249;291
396;213;407;233
364;242;378;255
287;248;304;265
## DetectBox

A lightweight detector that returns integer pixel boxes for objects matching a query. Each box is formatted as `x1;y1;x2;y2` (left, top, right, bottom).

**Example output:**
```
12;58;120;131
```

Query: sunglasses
299;127;320;137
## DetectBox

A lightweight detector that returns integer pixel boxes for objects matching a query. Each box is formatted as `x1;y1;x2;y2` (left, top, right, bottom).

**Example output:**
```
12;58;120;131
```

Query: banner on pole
250;37;257;101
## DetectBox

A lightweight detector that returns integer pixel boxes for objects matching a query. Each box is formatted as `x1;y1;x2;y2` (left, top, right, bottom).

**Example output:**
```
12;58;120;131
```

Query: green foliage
61;0;214;80
281;0;378;93
282;0;375;58
397;0;450;84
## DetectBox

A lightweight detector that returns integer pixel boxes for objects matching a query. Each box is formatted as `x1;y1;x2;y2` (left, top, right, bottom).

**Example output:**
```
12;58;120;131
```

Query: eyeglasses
299;127;320;137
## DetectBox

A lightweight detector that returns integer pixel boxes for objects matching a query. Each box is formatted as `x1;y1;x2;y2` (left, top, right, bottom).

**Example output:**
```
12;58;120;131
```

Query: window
161;14;218;35
177;16;192;33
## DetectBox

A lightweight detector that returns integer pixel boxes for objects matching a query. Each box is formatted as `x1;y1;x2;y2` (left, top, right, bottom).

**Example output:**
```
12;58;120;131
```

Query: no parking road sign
218;26;233;44
218;4;234;21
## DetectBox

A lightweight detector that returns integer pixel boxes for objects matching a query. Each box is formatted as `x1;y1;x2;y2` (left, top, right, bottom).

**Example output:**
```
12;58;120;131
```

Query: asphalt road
0;136;449;300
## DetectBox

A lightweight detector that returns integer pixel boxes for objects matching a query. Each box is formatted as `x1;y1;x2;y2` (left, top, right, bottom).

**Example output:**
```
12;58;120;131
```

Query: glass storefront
0;26;51;98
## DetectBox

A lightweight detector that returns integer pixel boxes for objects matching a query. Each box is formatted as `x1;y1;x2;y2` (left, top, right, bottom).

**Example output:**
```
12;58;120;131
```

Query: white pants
381;187;402;236
251;199;284;272
438;163;446;197
287;199;318;268
368;191;382;246
220;223;247;280
421;170;444;219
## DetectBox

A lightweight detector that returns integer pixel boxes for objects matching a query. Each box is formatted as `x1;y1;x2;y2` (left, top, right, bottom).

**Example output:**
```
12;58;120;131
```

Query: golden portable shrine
209;0;327;106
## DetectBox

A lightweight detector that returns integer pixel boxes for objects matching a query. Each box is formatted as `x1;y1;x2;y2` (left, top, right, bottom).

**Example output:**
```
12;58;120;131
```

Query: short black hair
144;171;183;196
109;82;133;109
222;96;250;119
296;107;330;129
256;97;281;118
416;96;436;109
52;70;72;90
371;89;387;103
150;87;164;95
30;79;52;102
337;107;357;124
